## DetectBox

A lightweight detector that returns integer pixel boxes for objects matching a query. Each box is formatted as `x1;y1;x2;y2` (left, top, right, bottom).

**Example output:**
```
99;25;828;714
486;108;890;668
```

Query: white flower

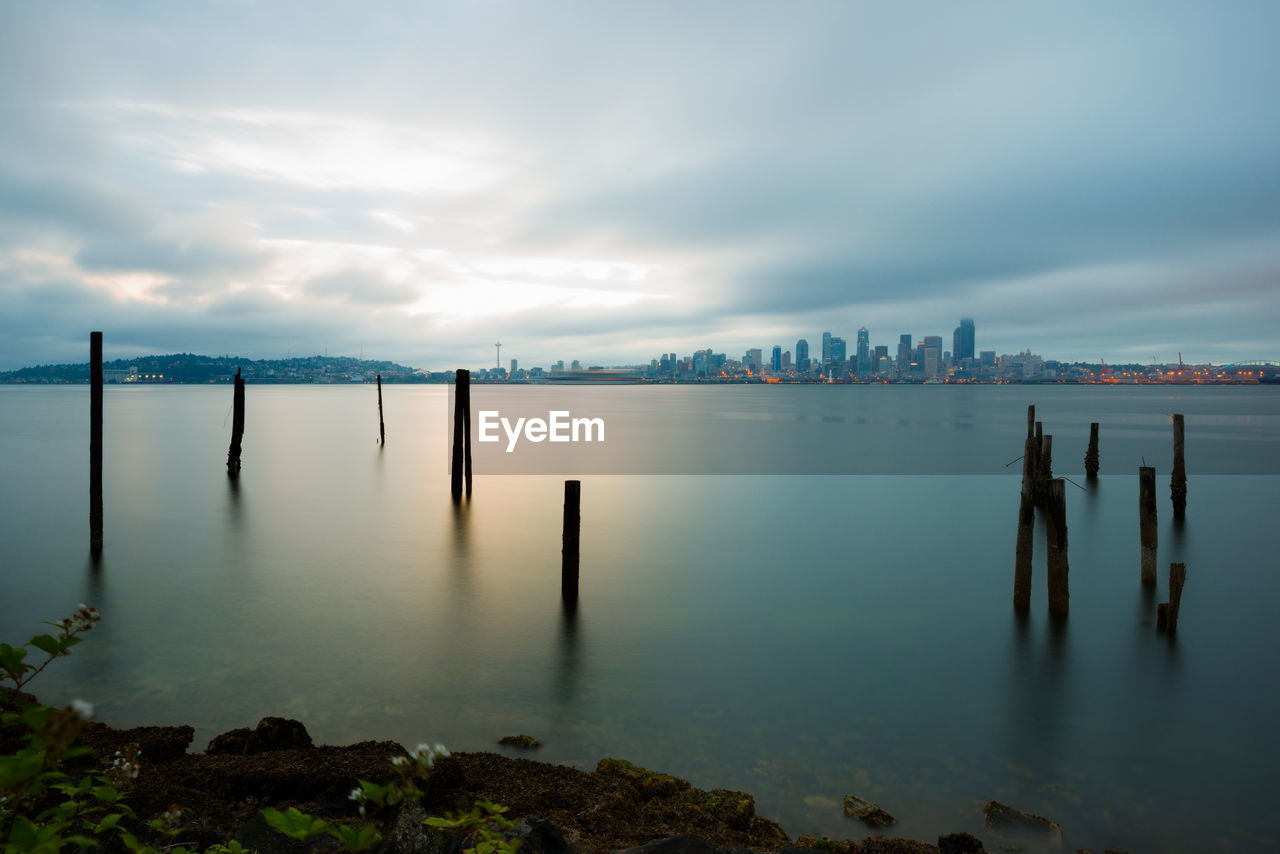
391;755;408;768
71;699;95;720
349;787;365;803
433;743;449;757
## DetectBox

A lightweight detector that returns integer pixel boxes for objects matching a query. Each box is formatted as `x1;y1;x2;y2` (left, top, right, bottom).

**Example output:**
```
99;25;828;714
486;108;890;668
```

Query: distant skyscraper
923;335;943;375
771;345;782;372
856;327;871;377
510;358;518;374
830;337;846;366
821;332;833;366
745;348;763;371
897;334;911;372
796;339;810;373
953;318;975;364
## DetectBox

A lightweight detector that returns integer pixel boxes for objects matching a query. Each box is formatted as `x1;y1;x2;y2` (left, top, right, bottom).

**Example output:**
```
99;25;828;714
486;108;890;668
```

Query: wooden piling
1020;435;1038;501
1013;490;1034;610
376;373;385;445
1166;562;1186;632
1026;405;1035;440
1038;434;1054;505
450;370;465;498
1139;466;1157;583
1044;478;1069;614
1171;414;1186;519
90;331;103;555
226;368;244;476
1084;422;1100;479
562;480;581;602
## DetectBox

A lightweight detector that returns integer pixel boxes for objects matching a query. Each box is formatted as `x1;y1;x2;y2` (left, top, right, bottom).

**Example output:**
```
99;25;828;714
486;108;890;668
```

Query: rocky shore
2;696;1100;854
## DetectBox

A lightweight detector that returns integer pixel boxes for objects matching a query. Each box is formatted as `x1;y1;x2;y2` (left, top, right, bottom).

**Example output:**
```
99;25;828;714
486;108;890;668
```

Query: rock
702;790;756;831
499;734;541;750
983;800;1062;846
842;794;895;828
513;816;571;854
858;839;937;854
206;727;253;755
938;831;986;853
206;718;313;755
795;834;854;853
615;834;716;854
596;758;692;800
377;799;432;854
247;717;314;753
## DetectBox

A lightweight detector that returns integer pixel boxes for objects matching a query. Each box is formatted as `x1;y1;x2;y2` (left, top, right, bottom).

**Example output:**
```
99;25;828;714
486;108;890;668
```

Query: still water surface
2;384;1278;852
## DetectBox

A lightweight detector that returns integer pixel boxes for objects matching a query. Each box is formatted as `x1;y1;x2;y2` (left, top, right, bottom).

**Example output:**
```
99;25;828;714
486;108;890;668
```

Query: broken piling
1084;422;1099;479
562;479;581;603
1171;414;1186;519
1139;465;1157;583
226;368;245;476
1045;478;1069;614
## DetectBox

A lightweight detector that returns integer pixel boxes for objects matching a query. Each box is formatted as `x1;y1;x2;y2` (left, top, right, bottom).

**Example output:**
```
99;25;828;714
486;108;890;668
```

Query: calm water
2;384;1278;853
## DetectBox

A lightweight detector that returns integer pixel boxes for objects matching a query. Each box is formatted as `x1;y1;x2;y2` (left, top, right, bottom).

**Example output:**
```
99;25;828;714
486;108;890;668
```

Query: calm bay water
2;384;1278;852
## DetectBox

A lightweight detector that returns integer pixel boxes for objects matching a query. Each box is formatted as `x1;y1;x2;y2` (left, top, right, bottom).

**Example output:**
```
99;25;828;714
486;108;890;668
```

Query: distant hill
0;353;448;384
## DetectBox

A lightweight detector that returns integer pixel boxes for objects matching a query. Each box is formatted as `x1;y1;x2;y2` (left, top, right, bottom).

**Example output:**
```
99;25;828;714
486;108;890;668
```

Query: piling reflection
555;596;582;708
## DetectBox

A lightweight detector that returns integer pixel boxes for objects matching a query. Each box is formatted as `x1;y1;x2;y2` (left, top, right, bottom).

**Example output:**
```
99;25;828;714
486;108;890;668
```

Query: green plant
424;799;521;854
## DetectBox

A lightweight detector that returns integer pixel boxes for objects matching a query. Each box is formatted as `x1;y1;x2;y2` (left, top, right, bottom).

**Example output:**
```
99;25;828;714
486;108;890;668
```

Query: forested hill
0;353;445;383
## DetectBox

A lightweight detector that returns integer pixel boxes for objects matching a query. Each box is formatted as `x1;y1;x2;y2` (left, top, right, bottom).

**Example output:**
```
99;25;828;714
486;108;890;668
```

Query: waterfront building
771;345;782;373
953;318;975;364
797;339;811;373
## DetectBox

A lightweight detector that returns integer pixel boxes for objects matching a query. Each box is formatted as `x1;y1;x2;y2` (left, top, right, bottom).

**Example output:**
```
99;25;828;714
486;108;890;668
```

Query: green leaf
95;812;124;834
91;784;122;804
261;806;330;841
27;634;63;656
0;643;30;675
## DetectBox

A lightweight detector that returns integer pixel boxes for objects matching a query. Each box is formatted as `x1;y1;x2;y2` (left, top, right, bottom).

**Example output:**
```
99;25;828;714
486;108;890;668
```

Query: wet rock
857;839;937;854
983;800;1062;847
842;794;895;828
206;718;314;756
247;717;314;753
206;727;253;756
938;831;986;853
499;734;542;750
513;816;571;854
596;758;692;800
795;834;854;853
376;799;432;854
616;834;716;854
701;790;756;831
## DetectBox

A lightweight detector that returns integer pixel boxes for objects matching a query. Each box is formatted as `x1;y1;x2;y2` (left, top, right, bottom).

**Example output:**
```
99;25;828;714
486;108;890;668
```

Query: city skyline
3;4;1279;371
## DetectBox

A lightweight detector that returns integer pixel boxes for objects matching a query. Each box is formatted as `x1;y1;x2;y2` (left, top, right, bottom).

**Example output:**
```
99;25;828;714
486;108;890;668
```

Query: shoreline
1;694;1021;854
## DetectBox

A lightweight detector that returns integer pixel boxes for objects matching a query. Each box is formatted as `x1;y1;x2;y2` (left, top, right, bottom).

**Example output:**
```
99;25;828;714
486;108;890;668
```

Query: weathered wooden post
1037;434;1054;505
89;331;103;555
1013;489;1034;610
1157;563;1187;631
450;369;472;498
376;373;385;445
1026;405;1035;440
1045;478;1069;614
451;370;465;498
1171;414;1186;518
226;368;244;476
1139;466;1157;583
1084;422;1100;479
562;480;581;602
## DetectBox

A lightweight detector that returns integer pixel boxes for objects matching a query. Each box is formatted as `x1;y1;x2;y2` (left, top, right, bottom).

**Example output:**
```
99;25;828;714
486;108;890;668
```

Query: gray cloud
2;1;1279;370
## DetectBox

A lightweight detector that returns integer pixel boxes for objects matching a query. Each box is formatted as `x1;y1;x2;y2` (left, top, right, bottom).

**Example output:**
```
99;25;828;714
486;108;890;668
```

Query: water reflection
554;597;581;709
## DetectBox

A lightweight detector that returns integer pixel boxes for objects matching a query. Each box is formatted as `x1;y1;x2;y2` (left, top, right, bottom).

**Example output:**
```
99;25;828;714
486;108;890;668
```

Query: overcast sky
3;1;1278;370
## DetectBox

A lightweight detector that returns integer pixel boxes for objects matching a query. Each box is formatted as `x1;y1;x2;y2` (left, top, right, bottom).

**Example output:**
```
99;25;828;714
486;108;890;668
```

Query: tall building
952;318;975;364
821;332;833;366
856;327;871;377
897;334;912;373
873;345;889;374
829;337;846;366
771;345;782;372
745;348;763;371
796;339;811;373
923;335;943;375
510;358;518;374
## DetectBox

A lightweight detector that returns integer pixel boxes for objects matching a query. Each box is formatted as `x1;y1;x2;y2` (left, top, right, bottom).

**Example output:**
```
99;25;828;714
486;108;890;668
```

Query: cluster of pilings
1013;405;1070;614
1011;403;1190;633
